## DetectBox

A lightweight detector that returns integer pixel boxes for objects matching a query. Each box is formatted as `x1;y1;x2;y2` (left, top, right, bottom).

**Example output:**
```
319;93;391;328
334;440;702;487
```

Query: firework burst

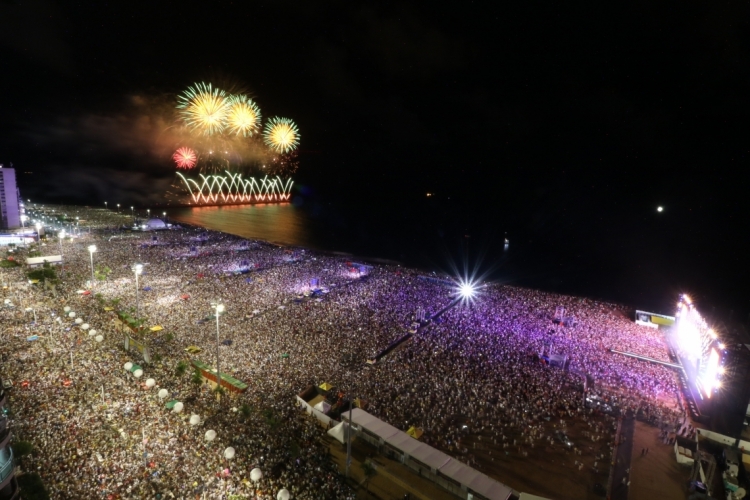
226;95;262;137
172;147;198;169
263;117;300;154
172;83;301;182
177;82;229;135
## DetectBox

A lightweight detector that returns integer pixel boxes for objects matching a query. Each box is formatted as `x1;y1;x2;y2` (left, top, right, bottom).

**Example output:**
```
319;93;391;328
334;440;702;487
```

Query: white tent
519;494;552;500
143;218;167;231
313;401;331;414
25;255;62;267
327;421;350;444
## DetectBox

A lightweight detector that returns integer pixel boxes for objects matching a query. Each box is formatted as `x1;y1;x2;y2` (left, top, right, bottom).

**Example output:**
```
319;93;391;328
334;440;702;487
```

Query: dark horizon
2;1;749;321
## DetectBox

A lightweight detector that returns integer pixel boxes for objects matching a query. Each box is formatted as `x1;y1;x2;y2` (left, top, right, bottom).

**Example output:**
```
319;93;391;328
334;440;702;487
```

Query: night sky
2;1;749;319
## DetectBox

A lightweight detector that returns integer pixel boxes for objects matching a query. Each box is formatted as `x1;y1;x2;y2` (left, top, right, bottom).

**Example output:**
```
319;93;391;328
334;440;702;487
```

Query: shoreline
165;210;407;269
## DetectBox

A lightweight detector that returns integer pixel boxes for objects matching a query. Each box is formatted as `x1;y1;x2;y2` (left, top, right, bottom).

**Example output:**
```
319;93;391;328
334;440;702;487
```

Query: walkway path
610;416;635;500
628;421;688;500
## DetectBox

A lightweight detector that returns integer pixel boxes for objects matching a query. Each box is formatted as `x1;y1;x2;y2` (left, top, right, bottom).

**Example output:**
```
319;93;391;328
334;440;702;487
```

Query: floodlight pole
216;308;221;394
346;396;353;477
133;264;142;319
88;245;97;286
212;303;224;400
58;231;65;277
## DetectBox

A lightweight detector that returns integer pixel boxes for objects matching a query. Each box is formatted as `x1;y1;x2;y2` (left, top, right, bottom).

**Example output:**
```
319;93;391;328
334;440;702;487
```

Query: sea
164;197;676;315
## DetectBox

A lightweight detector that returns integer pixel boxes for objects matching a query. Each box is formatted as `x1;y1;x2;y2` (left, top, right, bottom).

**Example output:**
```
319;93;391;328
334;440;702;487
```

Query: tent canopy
313;401;331;414
327;421;350;444
407;426;424;439
319;382;333;391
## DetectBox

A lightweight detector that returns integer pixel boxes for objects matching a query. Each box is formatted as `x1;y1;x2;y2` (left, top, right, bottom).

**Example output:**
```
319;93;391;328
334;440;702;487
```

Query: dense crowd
0;206;683;499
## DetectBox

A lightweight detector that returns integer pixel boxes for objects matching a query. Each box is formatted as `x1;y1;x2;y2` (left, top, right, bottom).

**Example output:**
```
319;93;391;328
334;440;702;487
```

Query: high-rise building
0;166;21;229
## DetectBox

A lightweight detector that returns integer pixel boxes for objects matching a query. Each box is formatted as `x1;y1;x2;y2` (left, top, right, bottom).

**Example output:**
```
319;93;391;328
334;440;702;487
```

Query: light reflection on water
167;204;315;248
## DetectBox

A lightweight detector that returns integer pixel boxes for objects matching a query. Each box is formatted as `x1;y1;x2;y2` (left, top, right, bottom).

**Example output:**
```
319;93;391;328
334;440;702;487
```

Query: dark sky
2;1;749;318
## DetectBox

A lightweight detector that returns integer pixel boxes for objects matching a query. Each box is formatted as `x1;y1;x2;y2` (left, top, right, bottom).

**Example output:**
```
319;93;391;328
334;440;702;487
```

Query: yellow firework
226;95;262;137
177;82;229;135
263;117;300;154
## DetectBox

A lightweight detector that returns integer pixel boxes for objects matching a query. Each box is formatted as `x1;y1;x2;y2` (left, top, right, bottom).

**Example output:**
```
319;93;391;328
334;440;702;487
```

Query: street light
117;203;120;212
133;264;143;318
87;245;97;285
104;201;108;209
58;230;66;276
147;209;150;218
212;302;225;398
35;223;41;242
130;206;134;219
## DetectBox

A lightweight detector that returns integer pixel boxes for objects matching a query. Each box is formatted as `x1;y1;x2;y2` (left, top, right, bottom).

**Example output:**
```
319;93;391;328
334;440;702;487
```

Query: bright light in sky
657;206;663;212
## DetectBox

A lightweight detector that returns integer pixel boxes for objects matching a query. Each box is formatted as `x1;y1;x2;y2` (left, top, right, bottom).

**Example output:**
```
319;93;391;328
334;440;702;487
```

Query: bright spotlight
459;282;476;299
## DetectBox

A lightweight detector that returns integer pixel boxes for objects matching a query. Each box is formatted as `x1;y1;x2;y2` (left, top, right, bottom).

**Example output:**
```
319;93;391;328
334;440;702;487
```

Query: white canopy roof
25;255;62;266
144;218;167;229
519;493;552;500
344;409;512;499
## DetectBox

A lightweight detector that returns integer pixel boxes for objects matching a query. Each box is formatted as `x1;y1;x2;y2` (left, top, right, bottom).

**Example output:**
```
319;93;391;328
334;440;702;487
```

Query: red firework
172;147;197;169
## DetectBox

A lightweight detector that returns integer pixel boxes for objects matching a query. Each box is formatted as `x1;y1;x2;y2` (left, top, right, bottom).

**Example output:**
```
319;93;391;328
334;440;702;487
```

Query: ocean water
168;204;318;250
165;200;467;266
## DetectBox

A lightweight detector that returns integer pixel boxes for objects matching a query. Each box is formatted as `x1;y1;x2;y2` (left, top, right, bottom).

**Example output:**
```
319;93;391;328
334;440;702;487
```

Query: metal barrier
0;447;15;484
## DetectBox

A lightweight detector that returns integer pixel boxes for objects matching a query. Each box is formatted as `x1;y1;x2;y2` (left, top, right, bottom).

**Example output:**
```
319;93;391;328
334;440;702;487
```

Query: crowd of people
0;205;684;499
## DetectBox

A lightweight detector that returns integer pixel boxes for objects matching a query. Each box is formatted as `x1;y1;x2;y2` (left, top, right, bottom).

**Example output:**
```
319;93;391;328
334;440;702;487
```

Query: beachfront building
0;167;21;230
